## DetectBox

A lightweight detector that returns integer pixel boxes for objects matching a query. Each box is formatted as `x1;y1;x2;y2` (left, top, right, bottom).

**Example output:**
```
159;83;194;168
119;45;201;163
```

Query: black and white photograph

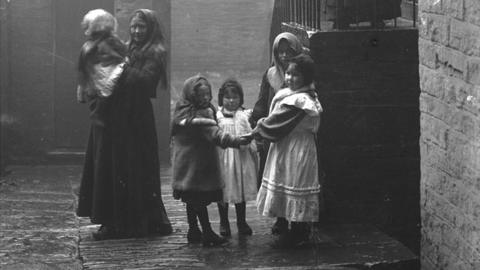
0;0;478;269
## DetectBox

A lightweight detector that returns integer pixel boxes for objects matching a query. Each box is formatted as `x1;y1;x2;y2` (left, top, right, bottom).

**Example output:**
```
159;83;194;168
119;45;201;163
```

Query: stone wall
419;0;480;269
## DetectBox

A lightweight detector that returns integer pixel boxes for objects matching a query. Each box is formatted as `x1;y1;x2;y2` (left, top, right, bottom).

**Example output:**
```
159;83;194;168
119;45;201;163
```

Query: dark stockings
217;202;231;236
195;205;214;234
186;203;202;243
218;202;252;236
186;203;200;231
234;202;246;225
193;204;227;246
235;202;252;235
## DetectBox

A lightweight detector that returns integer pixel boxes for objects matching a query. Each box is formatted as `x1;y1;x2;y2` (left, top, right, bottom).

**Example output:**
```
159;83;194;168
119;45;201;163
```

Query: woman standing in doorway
77;9;172;240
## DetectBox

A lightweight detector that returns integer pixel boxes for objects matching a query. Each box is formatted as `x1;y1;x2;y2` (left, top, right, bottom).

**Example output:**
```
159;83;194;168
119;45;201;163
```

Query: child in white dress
216;78;259;237
251;54;323;247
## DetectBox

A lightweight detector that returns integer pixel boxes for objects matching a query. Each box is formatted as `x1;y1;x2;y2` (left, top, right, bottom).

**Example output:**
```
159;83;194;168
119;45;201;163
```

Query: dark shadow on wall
311;29;421;254
270;17;421;253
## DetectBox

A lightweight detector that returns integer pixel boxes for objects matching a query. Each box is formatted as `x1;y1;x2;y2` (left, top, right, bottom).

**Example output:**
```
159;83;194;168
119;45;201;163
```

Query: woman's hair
128;9;165;52
217;78;244;107
81;9;117;37
127;9;167;98
288;53;316;86
267;32;305;91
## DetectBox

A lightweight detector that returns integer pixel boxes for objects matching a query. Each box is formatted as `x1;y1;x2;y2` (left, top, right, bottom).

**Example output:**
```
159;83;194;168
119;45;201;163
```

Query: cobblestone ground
0;166;417;269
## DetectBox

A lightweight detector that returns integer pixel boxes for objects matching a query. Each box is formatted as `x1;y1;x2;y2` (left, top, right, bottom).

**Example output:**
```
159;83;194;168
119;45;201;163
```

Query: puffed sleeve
252;105;306;142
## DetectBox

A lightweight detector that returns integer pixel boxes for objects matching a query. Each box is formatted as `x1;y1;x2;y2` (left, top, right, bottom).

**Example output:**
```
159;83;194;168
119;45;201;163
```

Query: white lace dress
256;88;322;222
217;108;259;203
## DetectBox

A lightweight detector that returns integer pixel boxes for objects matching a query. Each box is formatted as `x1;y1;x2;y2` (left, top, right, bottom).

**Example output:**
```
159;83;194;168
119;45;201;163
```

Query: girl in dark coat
77;9;172;240
171;75;251;247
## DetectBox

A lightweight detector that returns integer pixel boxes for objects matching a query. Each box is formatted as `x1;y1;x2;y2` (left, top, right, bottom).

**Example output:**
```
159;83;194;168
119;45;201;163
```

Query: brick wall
419;0;480;269
309;29;420;252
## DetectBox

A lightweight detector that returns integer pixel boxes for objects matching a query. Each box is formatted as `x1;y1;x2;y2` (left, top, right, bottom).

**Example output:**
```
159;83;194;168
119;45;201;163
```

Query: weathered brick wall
419;0;480;269
309;29;420;252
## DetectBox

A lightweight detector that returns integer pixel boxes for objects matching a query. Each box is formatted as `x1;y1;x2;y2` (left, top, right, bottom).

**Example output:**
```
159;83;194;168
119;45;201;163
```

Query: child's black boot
217;202;231;237
271;217;288;235
235;202;252;235
186;204;202;243
290;221;311;247
197;205;228;247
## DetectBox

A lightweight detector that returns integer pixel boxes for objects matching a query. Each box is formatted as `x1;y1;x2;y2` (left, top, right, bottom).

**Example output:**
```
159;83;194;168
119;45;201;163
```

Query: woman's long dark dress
77;45;172;237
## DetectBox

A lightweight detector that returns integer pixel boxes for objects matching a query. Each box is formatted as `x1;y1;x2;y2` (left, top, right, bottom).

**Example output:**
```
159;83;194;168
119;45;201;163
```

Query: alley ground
0;166;417;269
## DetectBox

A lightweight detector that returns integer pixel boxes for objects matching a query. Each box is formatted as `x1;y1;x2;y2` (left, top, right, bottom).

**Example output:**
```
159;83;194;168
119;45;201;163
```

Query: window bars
277;0;417;31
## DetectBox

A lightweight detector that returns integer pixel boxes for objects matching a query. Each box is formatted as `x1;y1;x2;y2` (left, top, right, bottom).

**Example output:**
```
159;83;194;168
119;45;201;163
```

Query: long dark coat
171;75;242;206
77;9;171;237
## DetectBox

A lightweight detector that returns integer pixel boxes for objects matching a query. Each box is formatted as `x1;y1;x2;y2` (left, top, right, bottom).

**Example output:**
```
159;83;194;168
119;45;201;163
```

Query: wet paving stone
0;166;418;269
0;166;82;270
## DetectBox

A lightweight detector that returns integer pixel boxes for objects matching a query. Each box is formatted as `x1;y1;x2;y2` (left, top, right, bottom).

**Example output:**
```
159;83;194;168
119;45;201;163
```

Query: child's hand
238;133;253;145
191;118;217;126
178;117;217;126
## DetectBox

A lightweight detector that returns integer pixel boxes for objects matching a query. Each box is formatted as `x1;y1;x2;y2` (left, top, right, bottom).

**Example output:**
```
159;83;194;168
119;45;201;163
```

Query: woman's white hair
81;9;117;37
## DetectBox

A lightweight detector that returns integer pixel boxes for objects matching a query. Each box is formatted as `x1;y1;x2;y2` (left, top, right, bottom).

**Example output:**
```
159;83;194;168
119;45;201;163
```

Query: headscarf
127;9;165;55
127;9;166;98
171;75;217;135
267;32;304;91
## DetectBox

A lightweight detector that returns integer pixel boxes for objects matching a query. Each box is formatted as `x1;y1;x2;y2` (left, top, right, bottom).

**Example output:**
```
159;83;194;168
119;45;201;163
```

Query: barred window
276;0;417;31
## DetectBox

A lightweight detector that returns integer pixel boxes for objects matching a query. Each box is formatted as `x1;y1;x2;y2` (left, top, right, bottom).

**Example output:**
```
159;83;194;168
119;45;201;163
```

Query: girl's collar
221;107;239;117
285;83;315;94
275;83;316;101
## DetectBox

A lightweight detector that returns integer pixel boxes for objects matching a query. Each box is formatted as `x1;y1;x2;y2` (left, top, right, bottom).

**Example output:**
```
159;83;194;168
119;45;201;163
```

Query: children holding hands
76;8;321;250
215;79;259;237
174;53;323;249
171;75;252;247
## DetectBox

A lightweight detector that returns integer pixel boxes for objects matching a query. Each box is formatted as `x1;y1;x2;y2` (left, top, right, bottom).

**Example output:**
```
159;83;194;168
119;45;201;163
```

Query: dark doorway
53;0;114;151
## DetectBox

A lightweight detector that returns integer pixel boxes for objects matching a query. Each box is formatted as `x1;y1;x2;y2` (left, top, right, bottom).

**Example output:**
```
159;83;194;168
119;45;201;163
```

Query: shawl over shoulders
273;87;323;117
